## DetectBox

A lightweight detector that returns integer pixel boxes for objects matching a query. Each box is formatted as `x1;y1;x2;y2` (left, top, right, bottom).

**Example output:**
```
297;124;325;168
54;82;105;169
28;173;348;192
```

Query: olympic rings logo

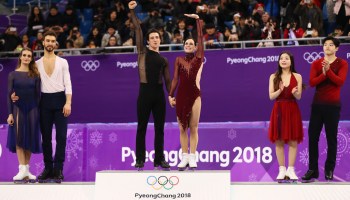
81;60;100;71
0;64;3;72
147;176;179;190
303;52;325;64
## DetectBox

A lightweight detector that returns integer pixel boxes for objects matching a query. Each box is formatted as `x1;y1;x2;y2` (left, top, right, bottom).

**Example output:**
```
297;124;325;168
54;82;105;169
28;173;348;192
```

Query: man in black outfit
129;1;171;169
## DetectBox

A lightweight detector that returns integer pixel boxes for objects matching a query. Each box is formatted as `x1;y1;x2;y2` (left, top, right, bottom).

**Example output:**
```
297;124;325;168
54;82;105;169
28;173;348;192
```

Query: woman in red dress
268;51;303;182
169;14;203;170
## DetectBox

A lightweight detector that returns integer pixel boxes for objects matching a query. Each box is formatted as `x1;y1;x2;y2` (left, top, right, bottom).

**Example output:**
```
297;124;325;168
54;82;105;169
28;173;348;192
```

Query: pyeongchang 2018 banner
0;45;350;123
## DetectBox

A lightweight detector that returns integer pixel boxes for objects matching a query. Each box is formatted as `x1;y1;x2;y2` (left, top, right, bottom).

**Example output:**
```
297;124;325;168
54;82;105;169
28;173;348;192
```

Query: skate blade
14;180;28;184
136;167;143;171
154;167;171;171
38;179;57;183
28;179;37;183
301;178;318;183
178;167;187;171
188;167;196;171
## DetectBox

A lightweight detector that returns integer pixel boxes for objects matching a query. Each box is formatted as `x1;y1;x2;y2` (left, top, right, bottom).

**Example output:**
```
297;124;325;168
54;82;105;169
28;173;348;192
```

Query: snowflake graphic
299;147;309;166
90;130;103;148
35;161;45;176
320;127;350;165
109;132;118;143
248;173;257;182
66;129;83;162
89;155;98;169
346;171;350;181
228;129;237;140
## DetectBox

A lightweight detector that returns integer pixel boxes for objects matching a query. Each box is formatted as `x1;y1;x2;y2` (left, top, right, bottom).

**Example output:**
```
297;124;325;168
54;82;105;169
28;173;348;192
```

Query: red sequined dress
268;73;303;143
169;19;204;130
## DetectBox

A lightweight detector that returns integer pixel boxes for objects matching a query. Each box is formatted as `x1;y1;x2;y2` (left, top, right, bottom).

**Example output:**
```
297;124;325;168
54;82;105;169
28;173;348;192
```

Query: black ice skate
53;169;64;183
154;160;171;171
301;170;319;183
38;168;53;183
135;161;144;171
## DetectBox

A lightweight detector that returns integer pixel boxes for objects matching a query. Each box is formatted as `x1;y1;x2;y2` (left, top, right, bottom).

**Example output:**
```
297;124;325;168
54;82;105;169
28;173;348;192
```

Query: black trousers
136;83;166;164
40;92;67;170
308;104;340;172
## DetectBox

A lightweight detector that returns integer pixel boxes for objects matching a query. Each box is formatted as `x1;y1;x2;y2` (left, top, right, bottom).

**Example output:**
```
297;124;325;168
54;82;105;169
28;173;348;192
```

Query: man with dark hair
128;1;171;170
302;36;348;182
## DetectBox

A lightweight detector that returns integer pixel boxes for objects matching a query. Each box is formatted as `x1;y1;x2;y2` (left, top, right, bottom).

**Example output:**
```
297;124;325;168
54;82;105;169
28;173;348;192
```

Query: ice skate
177;153;189;171
188;154;197;171
154;160;171;171
38;168;53;183
53;169;64;183
25;165;37;183
285;167;298;183
301;170;319;183
276;166;287;183
135;161;144;171
13;165;29;184
325;170;334;182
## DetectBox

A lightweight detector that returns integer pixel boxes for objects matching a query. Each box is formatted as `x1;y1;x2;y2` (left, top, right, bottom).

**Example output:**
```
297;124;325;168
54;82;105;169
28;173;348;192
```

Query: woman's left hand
184;14;199;19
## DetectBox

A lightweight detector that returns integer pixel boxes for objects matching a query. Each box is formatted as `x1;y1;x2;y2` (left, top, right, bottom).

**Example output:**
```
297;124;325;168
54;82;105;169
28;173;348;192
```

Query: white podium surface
95;170;231;200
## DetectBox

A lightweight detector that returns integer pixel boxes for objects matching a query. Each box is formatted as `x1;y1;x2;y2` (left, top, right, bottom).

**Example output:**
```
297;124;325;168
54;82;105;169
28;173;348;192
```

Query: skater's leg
189;97;201;154
288;141;297;167
286;141;298;181
275;140;286;181
188;97;201;169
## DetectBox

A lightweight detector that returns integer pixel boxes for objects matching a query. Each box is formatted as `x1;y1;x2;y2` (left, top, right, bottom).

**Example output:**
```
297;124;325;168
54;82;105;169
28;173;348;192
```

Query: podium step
95;170;231;200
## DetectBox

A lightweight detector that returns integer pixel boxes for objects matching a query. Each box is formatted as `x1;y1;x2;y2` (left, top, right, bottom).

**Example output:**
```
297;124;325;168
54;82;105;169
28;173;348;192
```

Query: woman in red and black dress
169;14;204;170
268;51;303;182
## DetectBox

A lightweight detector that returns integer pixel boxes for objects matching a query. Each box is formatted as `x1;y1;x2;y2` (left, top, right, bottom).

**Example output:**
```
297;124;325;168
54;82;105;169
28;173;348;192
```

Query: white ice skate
26;165;37;183
13;165;29;183
188;154;197;170
276;166;286;183
177;153;189;171
285;167;298;183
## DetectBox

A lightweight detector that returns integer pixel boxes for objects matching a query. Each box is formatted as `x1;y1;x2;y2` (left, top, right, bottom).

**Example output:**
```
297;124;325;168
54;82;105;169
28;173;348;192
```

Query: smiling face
147;32;161;50
43;35;57;52
20;50;33;65
279;53;291;70
183;38;196;53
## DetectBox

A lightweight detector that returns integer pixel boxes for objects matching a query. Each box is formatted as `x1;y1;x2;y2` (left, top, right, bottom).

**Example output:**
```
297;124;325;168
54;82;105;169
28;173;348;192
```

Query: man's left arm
163;58;171;93
326;60;348;86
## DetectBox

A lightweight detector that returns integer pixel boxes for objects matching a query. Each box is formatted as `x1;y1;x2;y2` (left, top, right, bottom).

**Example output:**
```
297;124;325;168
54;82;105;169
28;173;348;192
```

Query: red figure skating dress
268;73;303;143
169;19;204;130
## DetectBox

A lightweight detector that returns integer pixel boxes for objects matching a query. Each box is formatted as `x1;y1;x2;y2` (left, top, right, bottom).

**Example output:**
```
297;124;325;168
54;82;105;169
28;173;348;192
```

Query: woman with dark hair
7;47;42;183
27;6;45;37
168;14;204;170
268;51;303;183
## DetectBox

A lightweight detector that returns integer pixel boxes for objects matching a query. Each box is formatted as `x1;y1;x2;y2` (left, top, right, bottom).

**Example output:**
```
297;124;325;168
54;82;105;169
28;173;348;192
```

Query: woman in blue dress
7;47;42;182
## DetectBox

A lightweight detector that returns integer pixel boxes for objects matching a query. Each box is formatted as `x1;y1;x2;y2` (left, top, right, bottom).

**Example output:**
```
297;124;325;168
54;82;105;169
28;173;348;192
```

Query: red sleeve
195;19;204;60
309;60;327;87
169;57;180;97
326;60;348;86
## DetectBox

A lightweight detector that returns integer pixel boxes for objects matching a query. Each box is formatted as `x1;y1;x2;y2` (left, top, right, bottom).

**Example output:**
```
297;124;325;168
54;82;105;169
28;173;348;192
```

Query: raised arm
129;1;145;53
185;14;204;59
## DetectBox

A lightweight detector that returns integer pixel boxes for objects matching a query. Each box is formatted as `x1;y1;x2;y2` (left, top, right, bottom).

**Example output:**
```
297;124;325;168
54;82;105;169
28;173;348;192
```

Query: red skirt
268;100;303;143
